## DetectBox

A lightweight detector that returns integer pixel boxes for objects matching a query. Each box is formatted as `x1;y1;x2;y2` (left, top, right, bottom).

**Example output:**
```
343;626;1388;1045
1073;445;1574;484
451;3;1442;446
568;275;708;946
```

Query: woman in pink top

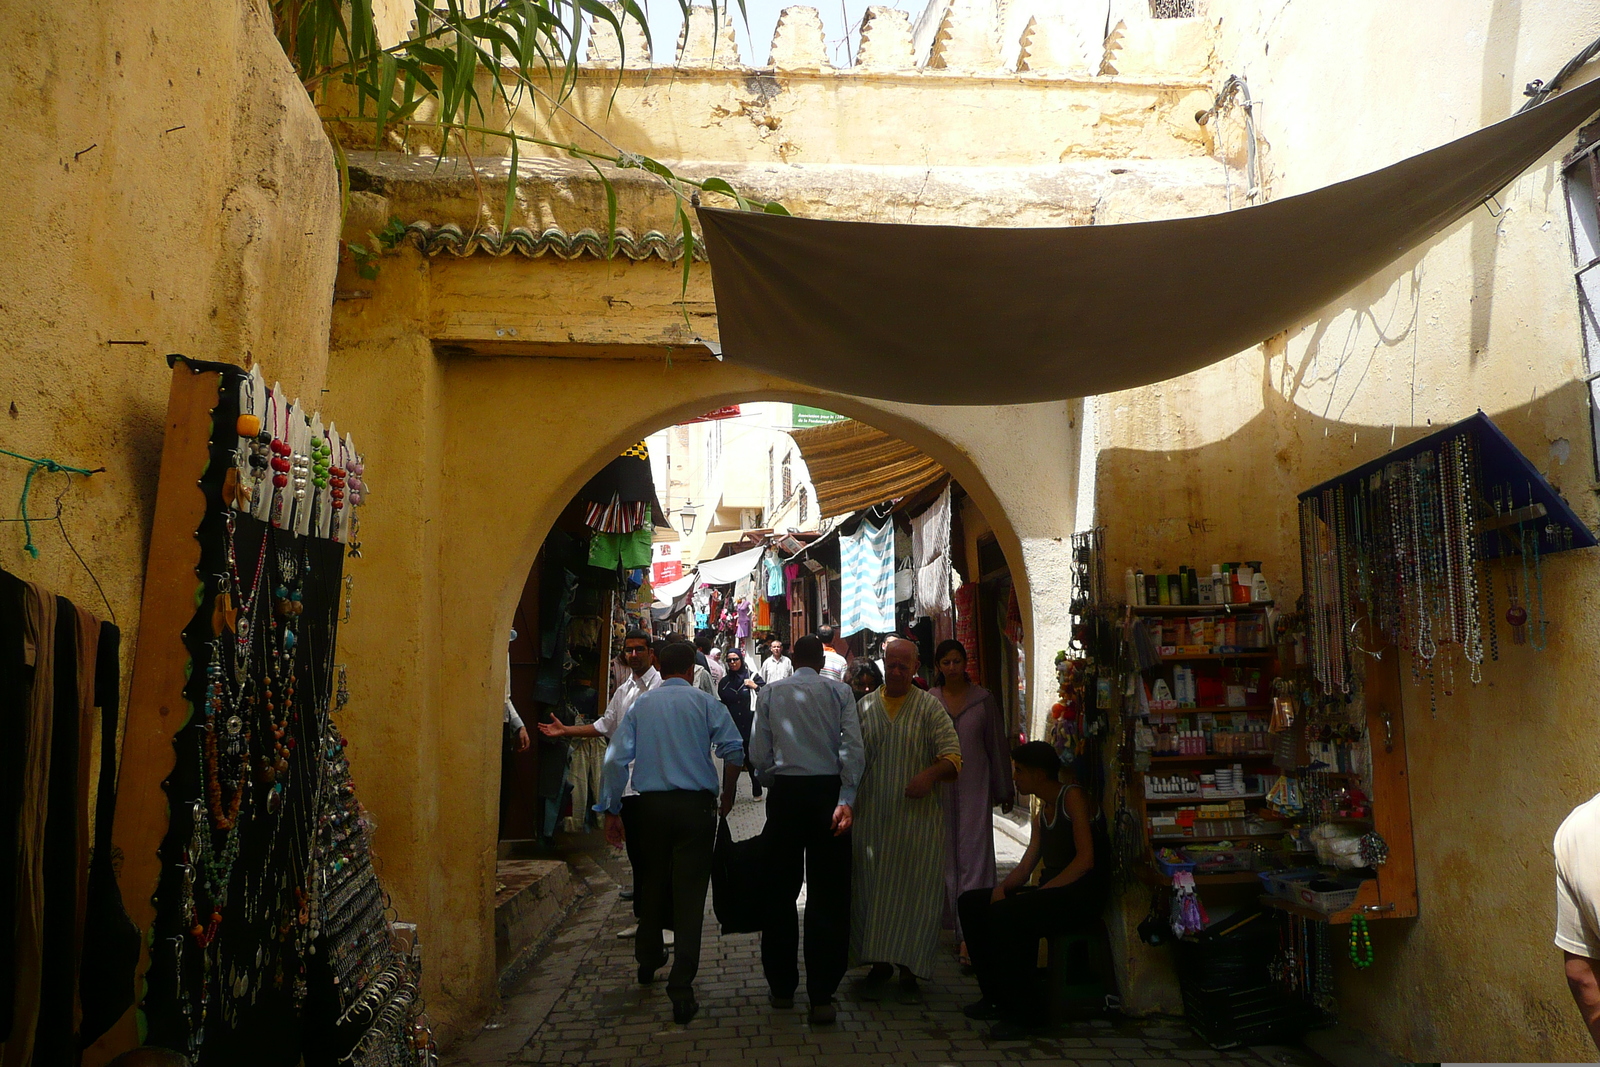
931;639;1014;966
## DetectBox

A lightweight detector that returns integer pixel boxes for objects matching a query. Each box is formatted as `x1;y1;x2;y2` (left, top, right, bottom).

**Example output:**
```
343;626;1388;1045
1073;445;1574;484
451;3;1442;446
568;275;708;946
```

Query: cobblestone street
450;783;1315;1067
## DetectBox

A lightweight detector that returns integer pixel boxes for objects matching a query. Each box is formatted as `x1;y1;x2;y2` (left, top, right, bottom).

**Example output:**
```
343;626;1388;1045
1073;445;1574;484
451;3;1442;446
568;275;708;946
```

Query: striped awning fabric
788;420;945;518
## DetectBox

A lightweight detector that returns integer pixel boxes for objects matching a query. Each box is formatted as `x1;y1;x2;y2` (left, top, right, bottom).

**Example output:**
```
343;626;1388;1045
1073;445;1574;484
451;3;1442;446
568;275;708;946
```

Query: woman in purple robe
931;639;1014;966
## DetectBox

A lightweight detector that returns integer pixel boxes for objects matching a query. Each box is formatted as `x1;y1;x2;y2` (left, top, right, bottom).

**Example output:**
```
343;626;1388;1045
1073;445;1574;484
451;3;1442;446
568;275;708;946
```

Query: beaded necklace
1348;913;1374;969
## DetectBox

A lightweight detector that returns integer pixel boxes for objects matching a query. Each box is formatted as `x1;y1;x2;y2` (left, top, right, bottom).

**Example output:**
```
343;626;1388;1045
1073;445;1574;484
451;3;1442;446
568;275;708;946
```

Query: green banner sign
791;405;846;428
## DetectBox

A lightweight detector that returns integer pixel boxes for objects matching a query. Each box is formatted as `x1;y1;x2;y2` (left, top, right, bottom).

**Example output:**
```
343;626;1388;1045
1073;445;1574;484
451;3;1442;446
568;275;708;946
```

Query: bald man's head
883;637;918;696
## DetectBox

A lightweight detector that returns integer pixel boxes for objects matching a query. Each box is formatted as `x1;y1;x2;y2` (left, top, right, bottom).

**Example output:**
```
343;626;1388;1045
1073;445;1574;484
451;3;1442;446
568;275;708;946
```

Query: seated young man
958;741;1108;1039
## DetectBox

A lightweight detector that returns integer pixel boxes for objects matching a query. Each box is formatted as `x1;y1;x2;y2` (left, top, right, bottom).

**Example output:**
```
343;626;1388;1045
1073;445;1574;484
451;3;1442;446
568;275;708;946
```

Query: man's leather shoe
769;995;794;1009
637;956;667;985
807;1003;836;1025
672;998;699;1025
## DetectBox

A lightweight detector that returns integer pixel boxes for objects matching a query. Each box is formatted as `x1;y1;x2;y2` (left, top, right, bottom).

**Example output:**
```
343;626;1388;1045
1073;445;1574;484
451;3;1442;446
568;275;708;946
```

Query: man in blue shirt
595;640;745;1024
749;634;865;1025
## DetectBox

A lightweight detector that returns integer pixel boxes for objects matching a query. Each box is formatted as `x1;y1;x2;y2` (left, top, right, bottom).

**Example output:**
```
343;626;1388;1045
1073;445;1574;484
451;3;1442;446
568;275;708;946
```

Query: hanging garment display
954;582;980;663
839;519;895;637
911;485;953;618
0;569;136;1060
141;360;434;1065
893;523;913;605
764;550;784;599
578;442;661;534
587;525;653;570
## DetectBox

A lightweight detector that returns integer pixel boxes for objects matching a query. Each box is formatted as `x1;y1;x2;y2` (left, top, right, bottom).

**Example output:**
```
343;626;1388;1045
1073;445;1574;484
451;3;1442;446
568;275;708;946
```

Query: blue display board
1297;411;1596;560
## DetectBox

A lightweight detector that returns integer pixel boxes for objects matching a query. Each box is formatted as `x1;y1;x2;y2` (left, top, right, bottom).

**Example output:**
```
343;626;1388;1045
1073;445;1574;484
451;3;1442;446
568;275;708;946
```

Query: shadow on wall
1094;378;1598;1058
1096;378;1596;591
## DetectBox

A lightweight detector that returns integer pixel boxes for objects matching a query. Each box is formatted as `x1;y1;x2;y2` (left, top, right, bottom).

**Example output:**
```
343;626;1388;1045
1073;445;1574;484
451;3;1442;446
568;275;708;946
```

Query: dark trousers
958;878;1106;1019
620;795;644;920
631;790;717;1001
760;775;851;1004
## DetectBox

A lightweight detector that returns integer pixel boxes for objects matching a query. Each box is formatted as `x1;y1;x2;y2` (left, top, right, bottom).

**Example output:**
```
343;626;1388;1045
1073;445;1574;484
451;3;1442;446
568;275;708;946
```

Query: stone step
494;855;584;991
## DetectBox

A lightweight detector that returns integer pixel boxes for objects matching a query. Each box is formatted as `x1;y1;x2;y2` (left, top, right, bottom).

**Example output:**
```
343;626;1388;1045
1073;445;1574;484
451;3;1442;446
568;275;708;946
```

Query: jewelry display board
1298;410;1596;695
106;357;432;1065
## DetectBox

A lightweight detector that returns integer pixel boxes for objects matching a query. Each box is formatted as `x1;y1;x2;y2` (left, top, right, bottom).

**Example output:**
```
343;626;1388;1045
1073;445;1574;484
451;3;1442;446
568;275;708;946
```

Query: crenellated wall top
582;0;1210;78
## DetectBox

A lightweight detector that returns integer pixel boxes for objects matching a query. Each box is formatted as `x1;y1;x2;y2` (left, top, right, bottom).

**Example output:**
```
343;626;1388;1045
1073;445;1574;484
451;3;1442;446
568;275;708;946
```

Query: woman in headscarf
844;657;883;700
717;648;765;798
931;639;1014;967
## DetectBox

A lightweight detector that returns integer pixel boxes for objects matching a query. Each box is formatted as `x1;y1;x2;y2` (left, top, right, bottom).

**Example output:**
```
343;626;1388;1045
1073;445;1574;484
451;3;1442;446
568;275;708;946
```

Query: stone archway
324;334;1083;1039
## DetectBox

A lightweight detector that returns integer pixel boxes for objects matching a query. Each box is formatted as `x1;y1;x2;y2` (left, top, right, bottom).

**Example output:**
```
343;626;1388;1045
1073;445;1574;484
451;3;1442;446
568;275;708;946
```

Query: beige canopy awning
790;419;946;517
699;76;1600;406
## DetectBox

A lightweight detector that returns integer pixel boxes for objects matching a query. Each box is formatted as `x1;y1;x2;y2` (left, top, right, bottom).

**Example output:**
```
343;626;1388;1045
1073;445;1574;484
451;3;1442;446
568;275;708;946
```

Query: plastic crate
1174;908;1318;1049
1293;879;1361;914
1256;868;1319;901
1182;982;1317;1049
1155;855;1197;877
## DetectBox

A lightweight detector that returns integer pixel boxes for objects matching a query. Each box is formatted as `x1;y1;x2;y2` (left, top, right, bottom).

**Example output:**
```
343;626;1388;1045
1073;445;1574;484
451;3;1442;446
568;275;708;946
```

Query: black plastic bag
711;816;767;934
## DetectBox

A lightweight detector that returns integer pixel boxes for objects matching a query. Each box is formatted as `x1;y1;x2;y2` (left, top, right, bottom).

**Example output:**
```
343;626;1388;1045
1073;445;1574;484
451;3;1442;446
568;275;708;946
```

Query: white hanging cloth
911;485;953;618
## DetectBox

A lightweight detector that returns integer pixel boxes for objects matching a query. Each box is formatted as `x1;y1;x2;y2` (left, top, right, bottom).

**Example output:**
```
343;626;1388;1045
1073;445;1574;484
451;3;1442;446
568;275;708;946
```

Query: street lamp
679;503;699;535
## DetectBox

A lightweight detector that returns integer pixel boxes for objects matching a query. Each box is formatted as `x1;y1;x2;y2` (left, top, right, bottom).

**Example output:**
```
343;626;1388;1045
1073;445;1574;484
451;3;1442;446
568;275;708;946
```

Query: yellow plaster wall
1090;2;1600;1058
337;68;1215;167
322;245;1082;1039
0;0;340;671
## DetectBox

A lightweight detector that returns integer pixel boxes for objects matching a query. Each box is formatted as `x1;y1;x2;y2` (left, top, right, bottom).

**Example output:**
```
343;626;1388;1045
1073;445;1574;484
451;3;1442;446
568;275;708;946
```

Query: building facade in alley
7;0;1600;1061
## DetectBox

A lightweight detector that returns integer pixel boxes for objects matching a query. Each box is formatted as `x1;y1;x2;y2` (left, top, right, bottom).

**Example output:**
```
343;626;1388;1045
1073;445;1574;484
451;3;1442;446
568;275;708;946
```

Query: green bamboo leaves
278;0;787;295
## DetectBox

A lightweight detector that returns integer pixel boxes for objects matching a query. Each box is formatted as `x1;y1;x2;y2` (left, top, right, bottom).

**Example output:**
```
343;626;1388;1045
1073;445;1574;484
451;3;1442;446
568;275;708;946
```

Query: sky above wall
640;0;917;68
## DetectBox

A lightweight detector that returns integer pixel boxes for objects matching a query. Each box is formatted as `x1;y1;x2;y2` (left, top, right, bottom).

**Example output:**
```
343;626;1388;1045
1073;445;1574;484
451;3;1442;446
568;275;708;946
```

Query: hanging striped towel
839;518;896;637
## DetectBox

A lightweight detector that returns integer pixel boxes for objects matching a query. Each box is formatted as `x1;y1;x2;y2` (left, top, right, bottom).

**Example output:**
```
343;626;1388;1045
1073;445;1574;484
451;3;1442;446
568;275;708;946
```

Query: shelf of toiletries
1140;615;1271;657
1144;769;1267;801
1131;602;1275;615
1146;754;1277;764
1124;560;1273;608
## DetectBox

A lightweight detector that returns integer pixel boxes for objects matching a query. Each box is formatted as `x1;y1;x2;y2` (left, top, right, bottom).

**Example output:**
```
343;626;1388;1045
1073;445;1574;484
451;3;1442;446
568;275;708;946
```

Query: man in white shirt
541;629;661;928
1556;792;1600;1049
816;625;848;681
761;638;794;684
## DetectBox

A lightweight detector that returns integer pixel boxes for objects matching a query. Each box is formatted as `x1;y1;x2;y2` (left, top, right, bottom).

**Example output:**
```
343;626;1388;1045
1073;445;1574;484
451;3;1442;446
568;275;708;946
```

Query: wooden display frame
86;357;220;1064
1261;651;1418;924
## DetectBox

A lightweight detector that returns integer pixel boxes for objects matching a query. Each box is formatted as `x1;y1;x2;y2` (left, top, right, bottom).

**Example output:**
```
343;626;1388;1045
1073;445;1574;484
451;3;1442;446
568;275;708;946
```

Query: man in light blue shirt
595;640;745;1024
748;635;864;1024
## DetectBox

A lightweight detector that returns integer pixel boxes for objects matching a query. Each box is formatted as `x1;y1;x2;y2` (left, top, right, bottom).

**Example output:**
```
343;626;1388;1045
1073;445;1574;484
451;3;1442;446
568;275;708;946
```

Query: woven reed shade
789;419;945;518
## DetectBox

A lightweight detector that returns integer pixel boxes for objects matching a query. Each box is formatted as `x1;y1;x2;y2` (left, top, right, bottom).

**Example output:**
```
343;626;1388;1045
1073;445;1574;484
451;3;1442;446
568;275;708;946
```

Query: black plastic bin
1174;908;1317;1049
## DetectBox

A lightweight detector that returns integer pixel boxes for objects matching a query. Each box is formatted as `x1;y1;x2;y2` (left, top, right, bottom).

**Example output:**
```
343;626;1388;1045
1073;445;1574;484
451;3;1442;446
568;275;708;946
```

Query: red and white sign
651;541;684;586
681;405;742;424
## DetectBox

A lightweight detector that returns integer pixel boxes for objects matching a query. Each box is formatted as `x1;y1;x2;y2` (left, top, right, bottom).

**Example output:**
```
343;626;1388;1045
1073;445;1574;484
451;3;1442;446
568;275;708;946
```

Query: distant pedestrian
700;635;725;683
594;640;745;1025
843;658;882;700
749;635;864;1024
761;638;794;683
850;637;961;1003
816;625;848;680
1556;791;1600;1049
717;649;765;798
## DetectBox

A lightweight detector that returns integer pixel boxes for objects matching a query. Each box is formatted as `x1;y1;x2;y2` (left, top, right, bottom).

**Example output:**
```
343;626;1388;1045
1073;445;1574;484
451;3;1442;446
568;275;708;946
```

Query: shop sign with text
652;541;683;585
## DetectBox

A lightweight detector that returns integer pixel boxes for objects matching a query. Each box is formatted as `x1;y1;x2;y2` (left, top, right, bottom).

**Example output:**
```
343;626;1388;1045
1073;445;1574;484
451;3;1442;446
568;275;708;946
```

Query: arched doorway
494;402;1026;855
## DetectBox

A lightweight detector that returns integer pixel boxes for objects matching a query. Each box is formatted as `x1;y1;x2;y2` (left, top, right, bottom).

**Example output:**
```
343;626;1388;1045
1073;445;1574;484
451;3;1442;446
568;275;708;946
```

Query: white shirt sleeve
503;653;524;731
1555;798;1600;957
594;679;630;738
